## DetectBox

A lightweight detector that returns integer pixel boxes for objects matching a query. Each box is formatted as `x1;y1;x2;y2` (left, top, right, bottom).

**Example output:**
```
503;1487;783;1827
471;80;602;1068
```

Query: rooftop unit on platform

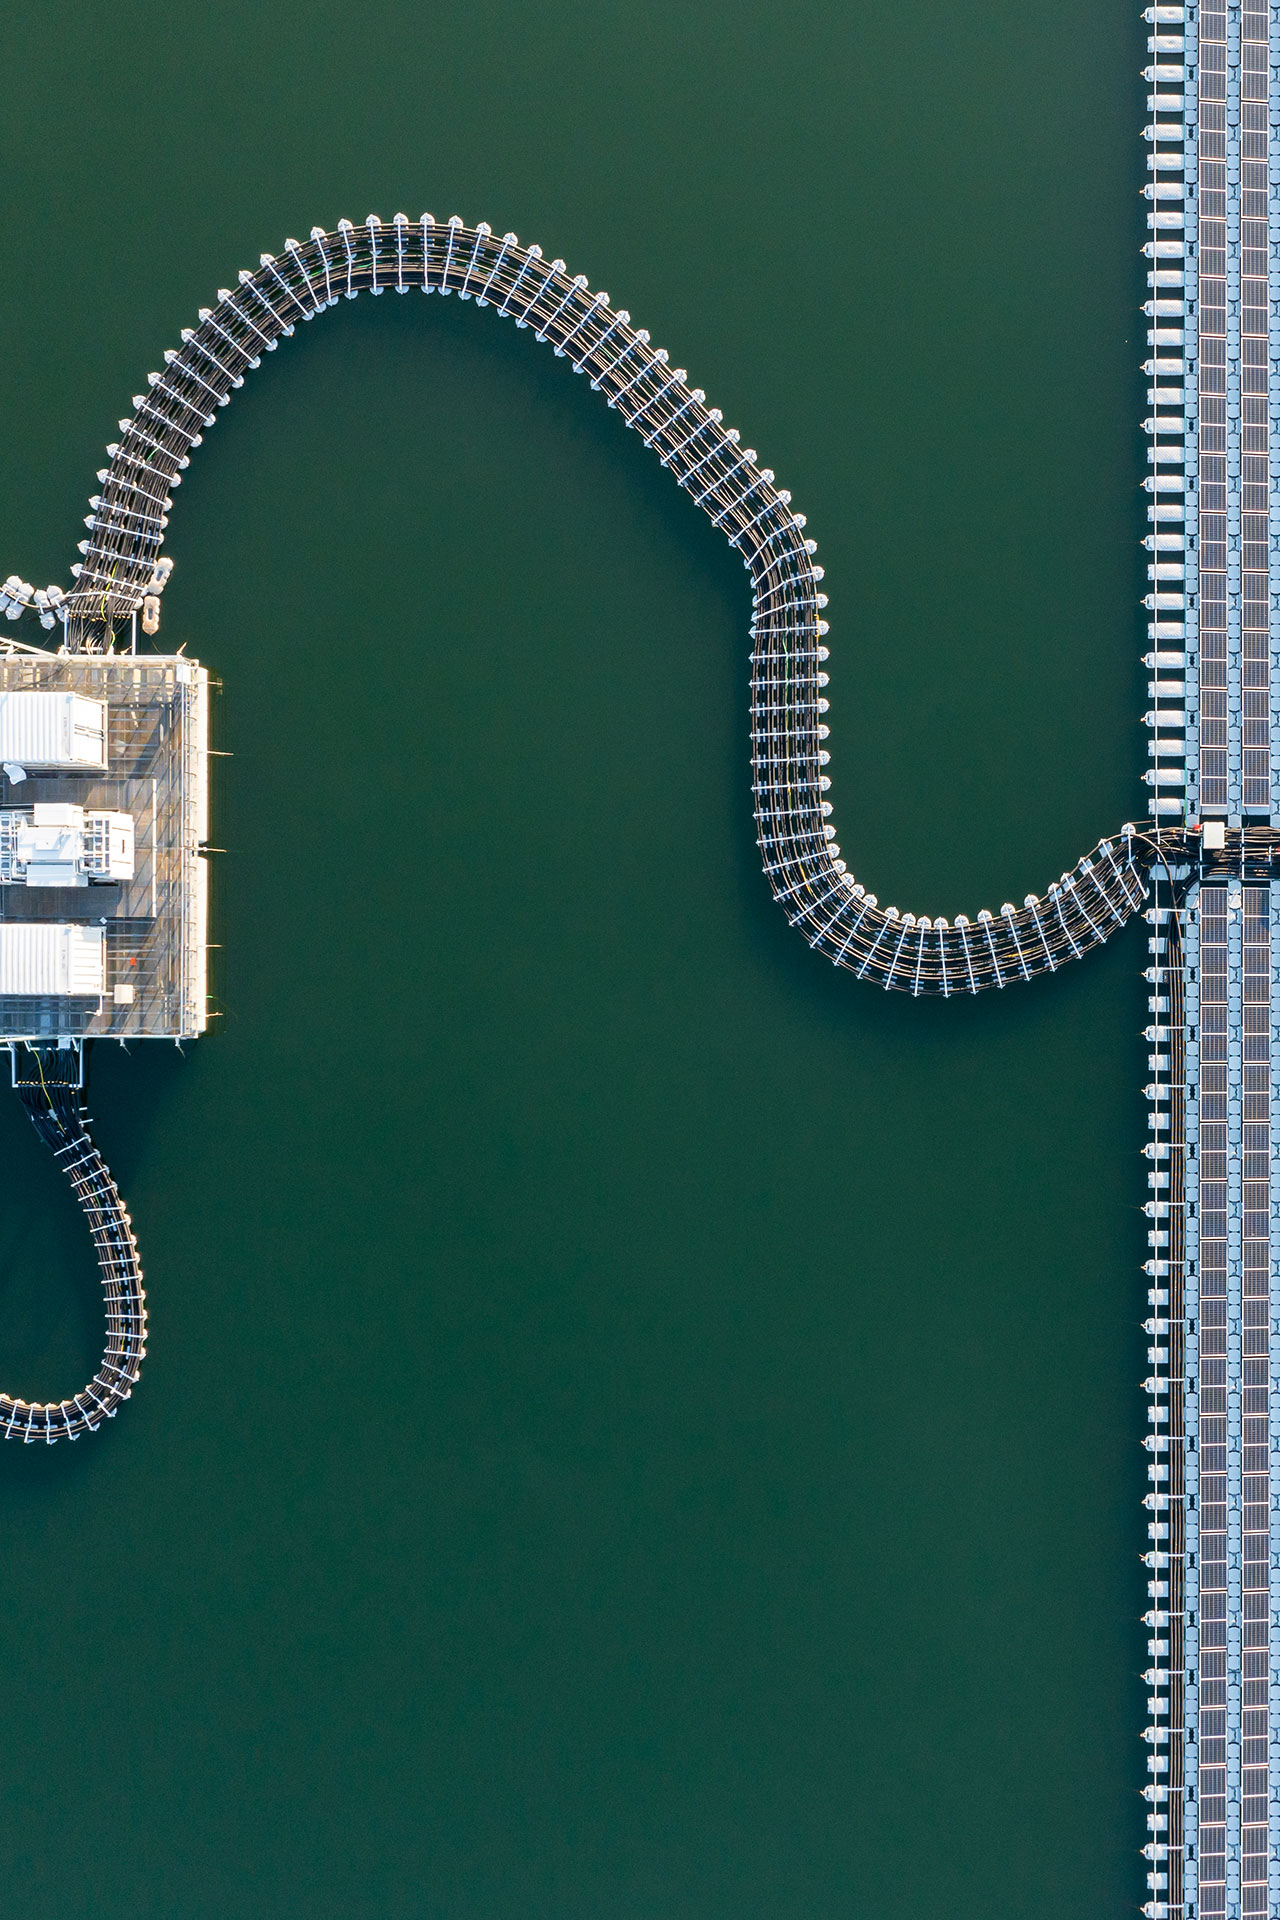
0;690;107;770
0;802;135;887
0;655;209;1042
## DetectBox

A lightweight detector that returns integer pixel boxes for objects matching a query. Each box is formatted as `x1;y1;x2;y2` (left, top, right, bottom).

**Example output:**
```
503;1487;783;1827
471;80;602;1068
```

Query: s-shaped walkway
0;215;1153;1440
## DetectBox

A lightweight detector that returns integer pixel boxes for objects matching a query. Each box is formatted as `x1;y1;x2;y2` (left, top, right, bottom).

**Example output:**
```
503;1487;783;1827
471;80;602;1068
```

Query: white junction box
0;923;105;997
0;691;107;770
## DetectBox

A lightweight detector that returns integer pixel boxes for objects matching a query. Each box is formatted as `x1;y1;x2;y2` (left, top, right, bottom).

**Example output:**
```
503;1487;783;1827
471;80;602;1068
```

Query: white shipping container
0;692;107;769
0;923;105;996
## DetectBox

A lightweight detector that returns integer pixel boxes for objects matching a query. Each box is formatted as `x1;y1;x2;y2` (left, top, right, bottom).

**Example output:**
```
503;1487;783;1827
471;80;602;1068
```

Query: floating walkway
0;236;1161;1401
0;210;1171;1441
1;1044;145;1440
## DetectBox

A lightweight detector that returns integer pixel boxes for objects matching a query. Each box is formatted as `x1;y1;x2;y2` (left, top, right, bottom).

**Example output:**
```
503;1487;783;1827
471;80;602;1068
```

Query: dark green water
0;3;1151;1913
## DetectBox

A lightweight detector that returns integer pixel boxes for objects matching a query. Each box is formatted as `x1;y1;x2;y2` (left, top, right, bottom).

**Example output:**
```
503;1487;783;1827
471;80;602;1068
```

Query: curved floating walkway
63;215;1151;993
3;1046;146;1441
0;214;1159;1442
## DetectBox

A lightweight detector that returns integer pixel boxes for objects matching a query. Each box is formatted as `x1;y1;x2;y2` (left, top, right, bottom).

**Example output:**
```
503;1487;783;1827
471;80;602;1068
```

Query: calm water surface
0;3;1149;1913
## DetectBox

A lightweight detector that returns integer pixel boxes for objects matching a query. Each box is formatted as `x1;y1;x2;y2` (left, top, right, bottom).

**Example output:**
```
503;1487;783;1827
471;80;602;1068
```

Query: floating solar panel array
1140;5;1280;1916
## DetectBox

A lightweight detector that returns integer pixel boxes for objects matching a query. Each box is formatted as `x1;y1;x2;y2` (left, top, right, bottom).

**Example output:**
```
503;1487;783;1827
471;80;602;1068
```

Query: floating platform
0;653;209;1041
